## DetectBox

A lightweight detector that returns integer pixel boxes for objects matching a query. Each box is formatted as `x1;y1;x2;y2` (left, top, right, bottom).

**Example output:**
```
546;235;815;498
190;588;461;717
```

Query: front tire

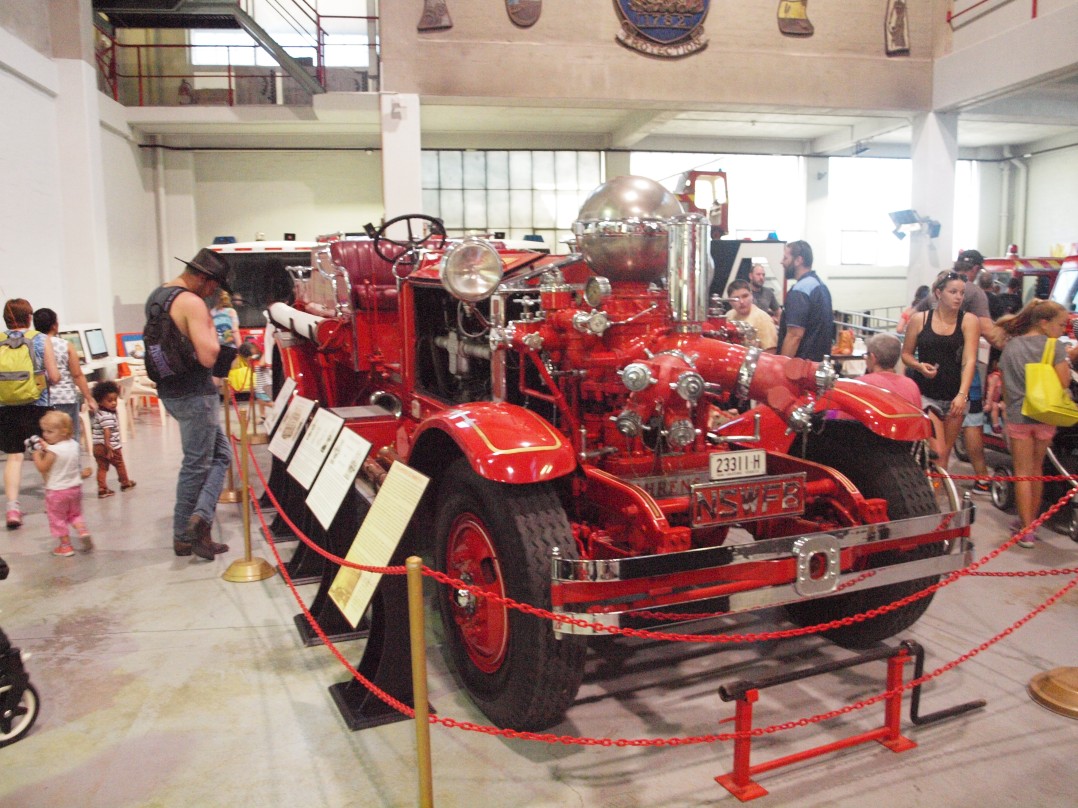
434;459;586;731
784;421;943;648
0;683;39;748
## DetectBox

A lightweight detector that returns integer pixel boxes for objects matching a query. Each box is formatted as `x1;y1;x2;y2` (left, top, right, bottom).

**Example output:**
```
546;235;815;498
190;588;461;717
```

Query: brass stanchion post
218;384;241;503
246;363;269;445
1029;667;1078;718
223;410;275;583
406;556;434;808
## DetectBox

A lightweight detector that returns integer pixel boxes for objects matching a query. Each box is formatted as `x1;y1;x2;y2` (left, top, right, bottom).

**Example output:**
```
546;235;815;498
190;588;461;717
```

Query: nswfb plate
709;449;766;480
691;472;806;527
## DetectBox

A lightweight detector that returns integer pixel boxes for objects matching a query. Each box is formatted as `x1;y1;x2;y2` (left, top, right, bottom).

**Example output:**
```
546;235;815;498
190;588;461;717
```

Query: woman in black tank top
900;272;979;468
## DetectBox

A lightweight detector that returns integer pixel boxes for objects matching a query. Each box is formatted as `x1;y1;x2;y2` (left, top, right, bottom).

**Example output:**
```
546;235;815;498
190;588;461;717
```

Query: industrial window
421;150;604;253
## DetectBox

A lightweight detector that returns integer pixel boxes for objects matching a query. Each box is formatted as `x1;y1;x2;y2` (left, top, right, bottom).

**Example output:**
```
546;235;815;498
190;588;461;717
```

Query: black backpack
143;287;200;384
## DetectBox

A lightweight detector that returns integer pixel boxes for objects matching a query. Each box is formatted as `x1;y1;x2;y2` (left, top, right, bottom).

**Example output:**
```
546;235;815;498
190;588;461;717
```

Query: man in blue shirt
777;240;833;361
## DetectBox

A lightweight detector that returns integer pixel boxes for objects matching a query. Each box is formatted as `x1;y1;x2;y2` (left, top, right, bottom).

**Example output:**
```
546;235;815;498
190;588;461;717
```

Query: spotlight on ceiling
889;209;940;240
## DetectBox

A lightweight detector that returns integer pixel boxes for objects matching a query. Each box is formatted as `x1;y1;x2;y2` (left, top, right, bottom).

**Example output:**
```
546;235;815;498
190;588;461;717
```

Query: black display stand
294;488;370;646
266;457;299;541
328;541;434;731
281;502;329;585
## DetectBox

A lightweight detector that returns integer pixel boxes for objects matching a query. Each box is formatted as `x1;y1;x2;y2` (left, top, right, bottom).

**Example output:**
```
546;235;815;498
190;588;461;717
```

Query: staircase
93;0;324;97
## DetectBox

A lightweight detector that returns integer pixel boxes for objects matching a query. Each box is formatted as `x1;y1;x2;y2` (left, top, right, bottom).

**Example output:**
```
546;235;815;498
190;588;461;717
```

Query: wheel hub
445;514;509;674
453;573;477;613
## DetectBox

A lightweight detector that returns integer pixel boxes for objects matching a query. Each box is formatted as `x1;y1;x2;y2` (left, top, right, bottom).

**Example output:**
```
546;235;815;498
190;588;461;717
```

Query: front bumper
550;505;974;635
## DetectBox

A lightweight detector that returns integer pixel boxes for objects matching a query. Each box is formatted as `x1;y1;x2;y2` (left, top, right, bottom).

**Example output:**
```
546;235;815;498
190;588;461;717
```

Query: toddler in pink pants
30;411;92;557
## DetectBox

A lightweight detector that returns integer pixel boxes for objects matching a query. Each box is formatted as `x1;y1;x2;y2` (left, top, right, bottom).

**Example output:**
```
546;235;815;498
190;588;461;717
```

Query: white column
53;58;114;333
803;156;827;256
157;143;200;278
380;92;423;230
909;111;958;297
605;151;632;180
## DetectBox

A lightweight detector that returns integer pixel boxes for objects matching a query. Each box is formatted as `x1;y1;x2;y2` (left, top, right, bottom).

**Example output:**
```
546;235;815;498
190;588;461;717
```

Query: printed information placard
287;408;345;490
264;376;296;436
306;428;373;530
268;394;316;461
329;463;430;627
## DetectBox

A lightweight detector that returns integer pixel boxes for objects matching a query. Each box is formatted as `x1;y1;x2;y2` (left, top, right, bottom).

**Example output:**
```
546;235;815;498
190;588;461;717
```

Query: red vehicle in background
269;176;973;731
981;249;1061;305
1047;255;1078;337
207;239;318;358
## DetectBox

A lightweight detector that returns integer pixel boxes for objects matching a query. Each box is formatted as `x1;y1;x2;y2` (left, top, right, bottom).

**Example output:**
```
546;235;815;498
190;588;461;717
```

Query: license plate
709;449;766;480
691;473;806;527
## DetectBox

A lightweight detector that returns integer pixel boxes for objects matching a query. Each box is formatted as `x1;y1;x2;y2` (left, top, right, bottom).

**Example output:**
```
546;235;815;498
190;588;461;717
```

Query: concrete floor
1;410;1076;808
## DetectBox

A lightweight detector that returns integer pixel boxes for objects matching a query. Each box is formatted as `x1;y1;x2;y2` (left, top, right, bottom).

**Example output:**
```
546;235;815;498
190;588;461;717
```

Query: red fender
817;379;931;441
408;402;577;484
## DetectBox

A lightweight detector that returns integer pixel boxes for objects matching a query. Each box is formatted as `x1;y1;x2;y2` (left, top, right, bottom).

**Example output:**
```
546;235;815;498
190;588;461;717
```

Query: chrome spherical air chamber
572;176;683;283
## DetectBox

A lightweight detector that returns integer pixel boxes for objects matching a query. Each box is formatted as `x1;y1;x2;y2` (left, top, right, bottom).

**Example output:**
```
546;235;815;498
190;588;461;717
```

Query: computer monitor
58;330;85;362
83;327;110;360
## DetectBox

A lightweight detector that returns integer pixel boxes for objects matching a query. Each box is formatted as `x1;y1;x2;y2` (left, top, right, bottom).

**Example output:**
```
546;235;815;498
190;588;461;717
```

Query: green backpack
0;329;45;405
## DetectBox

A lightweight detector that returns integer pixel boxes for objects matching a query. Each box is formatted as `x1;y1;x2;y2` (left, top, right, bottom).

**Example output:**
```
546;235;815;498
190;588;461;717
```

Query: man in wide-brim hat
177;248;233;294
142;248;238;561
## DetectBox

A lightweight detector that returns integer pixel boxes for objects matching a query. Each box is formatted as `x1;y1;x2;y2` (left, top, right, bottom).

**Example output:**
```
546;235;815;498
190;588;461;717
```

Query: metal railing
94;1;378;107
834;308;902;338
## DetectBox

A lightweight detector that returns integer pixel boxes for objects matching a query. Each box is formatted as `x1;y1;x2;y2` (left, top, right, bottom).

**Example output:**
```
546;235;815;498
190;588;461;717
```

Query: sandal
98;489;115;498
121;481;137;491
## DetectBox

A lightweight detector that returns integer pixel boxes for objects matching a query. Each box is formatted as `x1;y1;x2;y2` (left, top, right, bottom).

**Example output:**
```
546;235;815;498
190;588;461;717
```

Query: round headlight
439;237;504;303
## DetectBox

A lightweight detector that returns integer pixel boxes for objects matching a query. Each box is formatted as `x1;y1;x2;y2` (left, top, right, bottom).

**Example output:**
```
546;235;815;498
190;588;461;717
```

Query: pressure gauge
583;276;612;308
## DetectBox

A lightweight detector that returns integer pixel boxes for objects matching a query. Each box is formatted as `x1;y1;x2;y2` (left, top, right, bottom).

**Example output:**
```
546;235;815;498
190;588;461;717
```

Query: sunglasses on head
935;272;962;287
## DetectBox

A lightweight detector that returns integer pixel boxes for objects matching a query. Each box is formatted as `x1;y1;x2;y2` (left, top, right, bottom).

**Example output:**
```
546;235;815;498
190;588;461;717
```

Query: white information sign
268;395;316;461
287;408;345;490
306;428;372;530
264;376;296;436
329;463;430;628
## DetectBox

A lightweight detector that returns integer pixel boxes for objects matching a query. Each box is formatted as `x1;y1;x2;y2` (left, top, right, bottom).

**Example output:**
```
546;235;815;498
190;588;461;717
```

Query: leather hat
176;248;232;293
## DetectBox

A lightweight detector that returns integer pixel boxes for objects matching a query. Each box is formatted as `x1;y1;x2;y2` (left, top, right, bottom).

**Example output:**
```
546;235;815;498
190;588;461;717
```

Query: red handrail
948;0;1038;25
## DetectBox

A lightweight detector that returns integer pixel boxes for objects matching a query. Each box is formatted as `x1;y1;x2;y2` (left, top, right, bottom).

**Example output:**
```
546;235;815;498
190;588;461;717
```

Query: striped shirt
91;408;122;449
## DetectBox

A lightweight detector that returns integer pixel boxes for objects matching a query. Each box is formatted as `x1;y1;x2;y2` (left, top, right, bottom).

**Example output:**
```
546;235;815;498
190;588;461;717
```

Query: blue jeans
161;393;230;539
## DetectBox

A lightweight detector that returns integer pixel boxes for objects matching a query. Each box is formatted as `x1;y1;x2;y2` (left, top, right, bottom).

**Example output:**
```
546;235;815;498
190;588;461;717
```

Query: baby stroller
0;556;40;747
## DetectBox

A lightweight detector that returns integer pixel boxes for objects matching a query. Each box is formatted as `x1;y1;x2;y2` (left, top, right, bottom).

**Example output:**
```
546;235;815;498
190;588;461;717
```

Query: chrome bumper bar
551;505;975;636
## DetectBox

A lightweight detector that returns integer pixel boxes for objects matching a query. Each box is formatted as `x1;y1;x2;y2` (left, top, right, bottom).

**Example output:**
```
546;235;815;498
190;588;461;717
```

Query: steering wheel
372;214;447;269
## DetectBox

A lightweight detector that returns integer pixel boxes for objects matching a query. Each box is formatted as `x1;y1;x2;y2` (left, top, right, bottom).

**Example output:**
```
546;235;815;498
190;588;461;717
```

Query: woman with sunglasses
901;271;979;468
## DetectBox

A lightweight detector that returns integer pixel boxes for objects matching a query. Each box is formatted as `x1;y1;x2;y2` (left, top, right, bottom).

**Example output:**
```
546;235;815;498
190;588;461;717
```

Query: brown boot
183;515;229;560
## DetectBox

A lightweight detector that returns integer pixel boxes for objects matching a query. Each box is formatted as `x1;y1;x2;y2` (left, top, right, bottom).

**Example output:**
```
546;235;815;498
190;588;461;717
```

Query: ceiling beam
610;110;680;149
810;118;910;156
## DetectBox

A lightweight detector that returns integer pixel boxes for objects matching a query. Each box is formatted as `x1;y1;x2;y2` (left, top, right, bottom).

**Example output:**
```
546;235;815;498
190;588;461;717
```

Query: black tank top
912;308;966;400
144;285;214;399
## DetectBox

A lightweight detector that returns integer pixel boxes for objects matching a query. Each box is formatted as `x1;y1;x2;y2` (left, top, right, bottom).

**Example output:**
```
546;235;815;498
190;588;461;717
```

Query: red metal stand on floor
715;645;916;801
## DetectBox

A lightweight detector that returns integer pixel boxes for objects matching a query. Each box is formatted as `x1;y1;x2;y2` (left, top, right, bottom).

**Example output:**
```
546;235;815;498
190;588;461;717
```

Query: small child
90;380;136;498
30;411;92;556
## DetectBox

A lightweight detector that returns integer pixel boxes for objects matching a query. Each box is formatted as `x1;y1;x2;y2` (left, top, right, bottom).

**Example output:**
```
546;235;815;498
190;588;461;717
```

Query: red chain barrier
243;442;1078;746
930;471;1078;483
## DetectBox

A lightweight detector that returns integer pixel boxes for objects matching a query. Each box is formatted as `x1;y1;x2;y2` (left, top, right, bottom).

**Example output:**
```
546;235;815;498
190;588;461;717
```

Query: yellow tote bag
1021;338;1078;426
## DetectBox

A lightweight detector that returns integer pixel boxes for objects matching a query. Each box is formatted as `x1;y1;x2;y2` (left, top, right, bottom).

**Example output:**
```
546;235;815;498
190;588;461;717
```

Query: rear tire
784;420;943;648
434;459;586;730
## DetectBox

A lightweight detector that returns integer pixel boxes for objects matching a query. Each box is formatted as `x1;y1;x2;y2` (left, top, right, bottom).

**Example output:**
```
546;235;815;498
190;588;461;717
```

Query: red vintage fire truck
269;176;972;731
